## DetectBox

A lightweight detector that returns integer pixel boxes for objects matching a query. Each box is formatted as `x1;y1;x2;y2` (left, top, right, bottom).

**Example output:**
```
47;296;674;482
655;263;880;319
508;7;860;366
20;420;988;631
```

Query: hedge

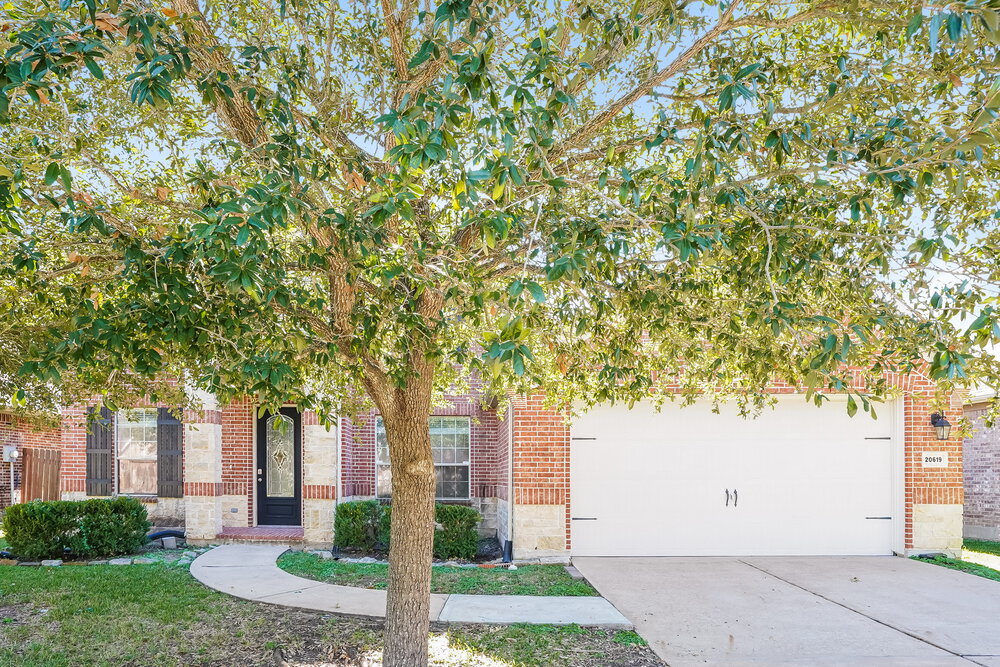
1;497;151;560
334;500;481;560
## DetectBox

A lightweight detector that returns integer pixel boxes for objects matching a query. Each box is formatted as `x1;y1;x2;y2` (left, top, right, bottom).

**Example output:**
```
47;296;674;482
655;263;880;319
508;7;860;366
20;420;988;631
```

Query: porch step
216;526;304;543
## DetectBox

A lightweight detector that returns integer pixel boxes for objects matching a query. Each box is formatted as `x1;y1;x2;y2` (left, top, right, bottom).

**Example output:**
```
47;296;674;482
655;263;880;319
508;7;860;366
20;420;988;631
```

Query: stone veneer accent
183;391;223;541
512;504;567;558
302;417;338;545
912;503;964;552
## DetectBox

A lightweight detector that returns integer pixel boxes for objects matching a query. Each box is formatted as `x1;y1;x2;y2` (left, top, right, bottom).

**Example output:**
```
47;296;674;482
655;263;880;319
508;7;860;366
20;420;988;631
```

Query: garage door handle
571;517;597;521
725;489;730;506
733;489;737;507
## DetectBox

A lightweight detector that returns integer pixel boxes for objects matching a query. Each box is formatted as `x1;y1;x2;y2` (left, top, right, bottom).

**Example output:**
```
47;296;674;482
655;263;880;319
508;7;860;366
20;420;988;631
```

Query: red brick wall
341;389;504;500
58;405;88;494
221;398;255;523
0;414;62;508
61;401;192;498
895;373;964;548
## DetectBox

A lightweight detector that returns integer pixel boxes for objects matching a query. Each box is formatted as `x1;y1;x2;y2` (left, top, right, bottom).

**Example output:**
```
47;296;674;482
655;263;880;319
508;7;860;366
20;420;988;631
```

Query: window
117;409;158;495
376;416;471;500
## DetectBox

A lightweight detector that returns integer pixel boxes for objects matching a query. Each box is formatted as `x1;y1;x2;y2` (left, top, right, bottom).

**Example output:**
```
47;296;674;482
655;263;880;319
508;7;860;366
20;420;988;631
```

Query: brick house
963;390;1000;541
1;412;61;510
2;369;966;558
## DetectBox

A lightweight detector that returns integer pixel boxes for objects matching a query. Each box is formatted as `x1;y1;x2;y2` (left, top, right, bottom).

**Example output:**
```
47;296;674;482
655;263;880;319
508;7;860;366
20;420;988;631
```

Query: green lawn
964;539;1000;557
0;563;655;666
913;554;1000;583
278;552;598;596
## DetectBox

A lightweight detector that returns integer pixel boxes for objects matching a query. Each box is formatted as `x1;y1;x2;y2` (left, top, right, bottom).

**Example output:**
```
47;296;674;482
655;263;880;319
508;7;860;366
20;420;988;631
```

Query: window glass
117;409;158;495
376;416;471;499
265;414;295;498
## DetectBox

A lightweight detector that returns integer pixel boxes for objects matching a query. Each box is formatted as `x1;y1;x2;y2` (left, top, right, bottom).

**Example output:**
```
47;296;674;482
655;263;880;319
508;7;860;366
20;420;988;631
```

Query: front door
256;407;302;525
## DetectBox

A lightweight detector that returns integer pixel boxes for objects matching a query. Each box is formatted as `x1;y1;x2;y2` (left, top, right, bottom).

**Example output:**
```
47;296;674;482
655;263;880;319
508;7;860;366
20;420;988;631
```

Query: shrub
77;497;151;556
434;504;480;560
333;500;481;560
334;500;382;551
1;497;150;560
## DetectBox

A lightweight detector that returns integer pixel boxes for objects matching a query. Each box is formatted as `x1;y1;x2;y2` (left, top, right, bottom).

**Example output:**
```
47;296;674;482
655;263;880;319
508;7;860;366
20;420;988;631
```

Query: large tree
4;0;1000;662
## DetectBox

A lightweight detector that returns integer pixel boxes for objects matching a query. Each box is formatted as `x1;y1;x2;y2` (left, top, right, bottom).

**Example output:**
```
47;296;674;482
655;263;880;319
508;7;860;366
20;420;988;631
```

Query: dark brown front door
256;407;302;525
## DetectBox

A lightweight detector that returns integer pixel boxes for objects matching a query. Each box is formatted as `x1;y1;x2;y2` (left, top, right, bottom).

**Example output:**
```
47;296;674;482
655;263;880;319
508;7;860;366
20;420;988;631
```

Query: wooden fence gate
21;448;61;502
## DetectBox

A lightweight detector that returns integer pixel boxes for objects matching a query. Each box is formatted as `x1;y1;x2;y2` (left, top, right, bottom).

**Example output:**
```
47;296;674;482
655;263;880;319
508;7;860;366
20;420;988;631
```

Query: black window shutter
85;406;114;496
157;408;183;498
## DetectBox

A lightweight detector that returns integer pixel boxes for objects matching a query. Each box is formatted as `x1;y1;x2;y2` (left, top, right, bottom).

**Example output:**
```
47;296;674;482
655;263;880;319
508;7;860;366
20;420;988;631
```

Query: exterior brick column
302;411;337;546
509;394;570;560
183;390;224;542
220;398;254;528
902;376;965;553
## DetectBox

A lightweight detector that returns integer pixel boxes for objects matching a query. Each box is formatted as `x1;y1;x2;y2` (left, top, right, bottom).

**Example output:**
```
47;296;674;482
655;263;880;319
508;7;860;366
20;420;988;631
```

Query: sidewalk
190;545;632;628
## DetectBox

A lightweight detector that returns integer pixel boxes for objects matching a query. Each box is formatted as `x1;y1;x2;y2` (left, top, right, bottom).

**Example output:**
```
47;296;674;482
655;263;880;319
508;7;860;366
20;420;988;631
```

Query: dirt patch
0;605;33;629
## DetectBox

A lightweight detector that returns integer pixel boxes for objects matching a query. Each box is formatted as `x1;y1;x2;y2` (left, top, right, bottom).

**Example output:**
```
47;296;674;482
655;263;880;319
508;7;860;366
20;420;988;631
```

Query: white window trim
115;408;158;497
375;416;472;500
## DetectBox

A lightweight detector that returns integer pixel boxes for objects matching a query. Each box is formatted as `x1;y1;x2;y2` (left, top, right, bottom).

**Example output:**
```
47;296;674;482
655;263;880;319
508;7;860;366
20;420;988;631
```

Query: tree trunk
378;385;436;666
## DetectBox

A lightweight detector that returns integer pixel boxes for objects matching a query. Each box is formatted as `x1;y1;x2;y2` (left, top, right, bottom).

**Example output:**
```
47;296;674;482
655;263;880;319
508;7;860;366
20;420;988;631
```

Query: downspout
503;406;514;562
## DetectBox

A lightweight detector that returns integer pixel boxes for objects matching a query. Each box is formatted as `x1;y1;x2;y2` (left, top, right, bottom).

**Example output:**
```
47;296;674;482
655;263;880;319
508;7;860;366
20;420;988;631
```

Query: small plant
1;497;150;560
613;630;648;646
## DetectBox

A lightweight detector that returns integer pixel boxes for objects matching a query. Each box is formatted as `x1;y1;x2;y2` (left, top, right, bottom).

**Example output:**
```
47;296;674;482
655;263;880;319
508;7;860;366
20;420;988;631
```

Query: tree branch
553;1;741;157
171;0;268;149
382;0;411;85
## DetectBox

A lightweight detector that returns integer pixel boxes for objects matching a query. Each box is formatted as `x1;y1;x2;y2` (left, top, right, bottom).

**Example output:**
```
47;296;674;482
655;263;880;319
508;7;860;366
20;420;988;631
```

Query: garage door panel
570;397;896;556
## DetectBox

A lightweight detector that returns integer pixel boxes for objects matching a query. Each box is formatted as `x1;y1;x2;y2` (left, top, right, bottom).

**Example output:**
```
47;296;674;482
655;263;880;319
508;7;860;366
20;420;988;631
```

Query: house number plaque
921;452;949;468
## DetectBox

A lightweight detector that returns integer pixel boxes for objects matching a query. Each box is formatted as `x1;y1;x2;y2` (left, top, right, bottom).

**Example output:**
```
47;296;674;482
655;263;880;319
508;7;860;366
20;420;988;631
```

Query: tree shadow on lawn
0;564;660;666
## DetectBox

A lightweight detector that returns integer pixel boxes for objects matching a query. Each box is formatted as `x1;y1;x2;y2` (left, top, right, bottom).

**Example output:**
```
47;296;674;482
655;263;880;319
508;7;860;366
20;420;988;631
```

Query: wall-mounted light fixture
930;413;952;441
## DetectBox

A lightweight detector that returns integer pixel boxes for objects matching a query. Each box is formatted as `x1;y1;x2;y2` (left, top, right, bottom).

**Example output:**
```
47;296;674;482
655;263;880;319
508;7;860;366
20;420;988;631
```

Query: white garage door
570;397;897;556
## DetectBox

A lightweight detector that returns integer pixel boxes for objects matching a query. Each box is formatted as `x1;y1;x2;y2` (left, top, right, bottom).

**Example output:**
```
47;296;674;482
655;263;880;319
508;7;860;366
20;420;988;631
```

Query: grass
278;551;599;596
913;554;1000;583
964;539;1000;556
0;564;658;666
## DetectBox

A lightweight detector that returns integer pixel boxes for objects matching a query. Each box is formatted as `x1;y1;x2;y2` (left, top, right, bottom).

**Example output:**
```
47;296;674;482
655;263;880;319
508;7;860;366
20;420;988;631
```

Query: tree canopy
3;0;1000;419
4;0;1000;661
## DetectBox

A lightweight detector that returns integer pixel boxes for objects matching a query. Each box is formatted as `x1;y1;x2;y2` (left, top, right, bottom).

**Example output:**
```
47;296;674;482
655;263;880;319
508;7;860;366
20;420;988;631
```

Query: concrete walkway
575;556;1000;666
191;545;631;628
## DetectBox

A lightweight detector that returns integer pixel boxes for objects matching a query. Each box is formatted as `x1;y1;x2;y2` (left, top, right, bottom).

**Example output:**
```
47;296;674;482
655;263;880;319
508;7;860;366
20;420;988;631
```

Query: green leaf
735;63;761;80
526;281;545;303
83;58;105;80
44;163;61;186
847;395;858;417
929;13;943;52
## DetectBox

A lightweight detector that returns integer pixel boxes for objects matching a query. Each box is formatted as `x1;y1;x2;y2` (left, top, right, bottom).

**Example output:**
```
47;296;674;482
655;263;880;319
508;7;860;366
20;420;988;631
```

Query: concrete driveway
573;556;1000;666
